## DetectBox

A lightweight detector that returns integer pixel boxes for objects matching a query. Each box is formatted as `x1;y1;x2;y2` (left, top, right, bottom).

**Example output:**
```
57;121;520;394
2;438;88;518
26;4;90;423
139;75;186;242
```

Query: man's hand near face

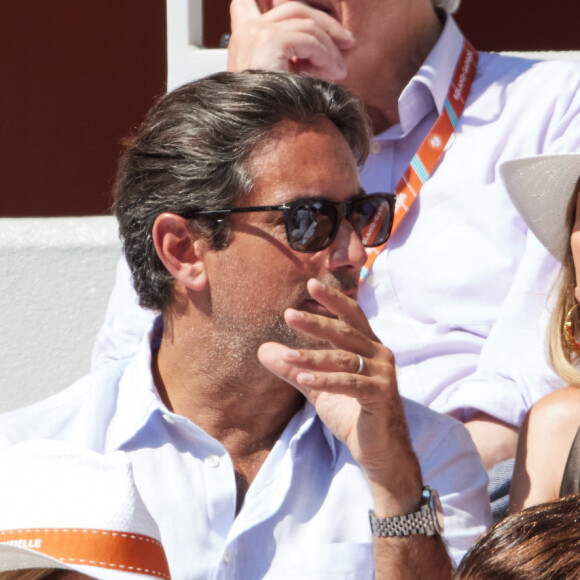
228;0;355;80
258;278;453;580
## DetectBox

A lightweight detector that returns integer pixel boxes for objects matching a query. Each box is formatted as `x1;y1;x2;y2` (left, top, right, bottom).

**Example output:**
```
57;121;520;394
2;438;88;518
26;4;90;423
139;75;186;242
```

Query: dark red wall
455;0;580;51
1;1;166;217
2;1;579;217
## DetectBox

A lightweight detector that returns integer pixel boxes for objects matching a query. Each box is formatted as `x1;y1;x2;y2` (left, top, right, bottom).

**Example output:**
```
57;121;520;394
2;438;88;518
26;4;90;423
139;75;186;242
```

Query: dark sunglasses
181;193;396;253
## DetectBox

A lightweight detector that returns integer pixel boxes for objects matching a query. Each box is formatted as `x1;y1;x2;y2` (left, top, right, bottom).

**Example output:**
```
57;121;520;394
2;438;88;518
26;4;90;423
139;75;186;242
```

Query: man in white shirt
93;0;580;474
0;72;490;579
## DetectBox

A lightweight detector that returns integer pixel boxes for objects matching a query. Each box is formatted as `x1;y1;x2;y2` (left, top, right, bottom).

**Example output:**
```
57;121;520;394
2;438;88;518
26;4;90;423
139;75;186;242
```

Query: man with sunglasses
0;72;490;579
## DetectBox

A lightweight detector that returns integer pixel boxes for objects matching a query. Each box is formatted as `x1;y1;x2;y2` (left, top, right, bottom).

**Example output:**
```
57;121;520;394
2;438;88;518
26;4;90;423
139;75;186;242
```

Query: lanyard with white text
360;40;478;284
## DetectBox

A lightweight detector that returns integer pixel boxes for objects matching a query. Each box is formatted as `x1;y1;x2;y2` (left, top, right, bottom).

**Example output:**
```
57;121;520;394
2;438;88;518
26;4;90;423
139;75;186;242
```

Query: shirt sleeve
91;256;156;370
406;400;492;567
441;232;564;426
440;66;580;425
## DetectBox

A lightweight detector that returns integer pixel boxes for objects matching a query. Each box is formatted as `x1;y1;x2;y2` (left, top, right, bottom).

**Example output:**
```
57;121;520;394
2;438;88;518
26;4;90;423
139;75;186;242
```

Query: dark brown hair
455;492;580;579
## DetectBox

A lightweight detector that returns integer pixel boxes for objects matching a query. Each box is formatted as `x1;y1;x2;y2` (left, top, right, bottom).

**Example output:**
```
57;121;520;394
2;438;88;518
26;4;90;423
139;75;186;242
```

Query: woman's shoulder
528;386;580;431
510;387;580;511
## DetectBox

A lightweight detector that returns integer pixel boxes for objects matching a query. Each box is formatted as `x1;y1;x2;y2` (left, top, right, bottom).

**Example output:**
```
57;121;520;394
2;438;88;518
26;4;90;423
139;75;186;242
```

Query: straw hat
0;440;170;580
499;153;580;263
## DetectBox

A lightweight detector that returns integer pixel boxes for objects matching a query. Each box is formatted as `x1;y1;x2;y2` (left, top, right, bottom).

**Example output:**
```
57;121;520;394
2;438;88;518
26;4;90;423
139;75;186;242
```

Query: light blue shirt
0;321;491;579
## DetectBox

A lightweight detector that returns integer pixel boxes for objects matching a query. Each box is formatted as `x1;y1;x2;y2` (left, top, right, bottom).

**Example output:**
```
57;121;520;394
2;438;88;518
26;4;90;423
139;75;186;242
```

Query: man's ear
152;213;208;291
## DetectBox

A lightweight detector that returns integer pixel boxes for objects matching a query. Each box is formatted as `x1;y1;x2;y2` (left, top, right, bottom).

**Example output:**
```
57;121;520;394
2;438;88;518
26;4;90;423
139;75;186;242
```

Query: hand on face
258;278;422;506
228;0;355;81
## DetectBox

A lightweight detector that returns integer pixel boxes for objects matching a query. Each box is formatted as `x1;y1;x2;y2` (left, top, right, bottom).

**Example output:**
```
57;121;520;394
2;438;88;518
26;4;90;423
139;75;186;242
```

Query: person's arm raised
228;0;355;80
258;278;452;580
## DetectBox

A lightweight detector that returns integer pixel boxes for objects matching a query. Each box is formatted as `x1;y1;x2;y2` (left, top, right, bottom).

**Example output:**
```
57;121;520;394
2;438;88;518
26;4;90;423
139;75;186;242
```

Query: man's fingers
230;0;261;28
255;2;353;48
304;279;381;342
257;342;313;396
259;342;393;411
284;307;371;354
228;1;354;79
281;346;366;375
273;22;346;72
269;4;354;49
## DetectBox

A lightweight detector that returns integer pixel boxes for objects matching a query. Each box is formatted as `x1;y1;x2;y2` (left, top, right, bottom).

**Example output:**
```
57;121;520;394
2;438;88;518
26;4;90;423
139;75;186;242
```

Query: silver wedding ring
356;354;365;374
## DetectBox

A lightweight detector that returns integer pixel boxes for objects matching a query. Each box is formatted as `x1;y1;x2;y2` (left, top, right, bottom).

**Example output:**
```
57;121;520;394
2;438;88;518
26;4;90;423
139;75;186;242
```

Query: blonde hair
548;191;580;386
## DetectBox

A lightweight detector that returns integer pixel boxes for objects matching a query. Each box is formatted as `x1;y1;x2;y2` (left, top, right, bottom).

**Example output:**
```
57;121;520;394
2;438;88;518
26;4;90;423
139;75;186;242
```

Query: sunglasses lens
287;201;338;252
351;197;393;247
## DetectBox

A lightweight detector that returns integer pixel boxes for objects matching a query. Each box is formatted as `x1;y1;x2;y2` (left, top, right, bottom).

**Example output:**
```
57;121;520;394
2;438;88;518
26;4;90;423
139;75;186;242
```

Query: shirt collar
290;402;339;468
106;316;339;465
394;15;466;135
106;316;168;450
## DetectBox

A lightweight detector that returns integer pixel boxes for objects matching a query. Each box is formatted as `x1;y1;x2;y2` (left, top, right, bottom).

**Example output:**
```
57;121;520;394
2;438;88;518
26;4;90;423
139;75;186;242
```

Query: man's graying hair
114;70;371;313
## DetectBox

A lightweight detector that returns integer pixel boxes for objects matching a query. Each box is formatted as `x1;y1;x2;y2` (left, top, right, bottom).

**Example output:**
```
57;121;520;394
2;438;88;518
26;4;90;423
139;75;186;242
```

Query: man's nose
327;219;367;270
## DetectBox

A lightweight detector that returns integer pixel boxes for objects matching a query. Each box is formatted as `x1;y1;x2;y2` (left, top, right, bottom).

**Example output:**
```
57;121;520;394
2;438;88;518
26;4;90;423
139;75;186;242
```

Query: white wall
0;217;121;412
166;0;228;91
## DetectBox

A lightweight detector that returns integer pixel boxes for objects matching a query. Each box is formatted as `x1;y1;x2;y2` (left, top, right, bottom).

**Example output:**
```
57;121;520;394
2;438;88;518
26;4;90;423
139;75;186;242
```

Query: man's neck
152;318;305;462
359;9;444;135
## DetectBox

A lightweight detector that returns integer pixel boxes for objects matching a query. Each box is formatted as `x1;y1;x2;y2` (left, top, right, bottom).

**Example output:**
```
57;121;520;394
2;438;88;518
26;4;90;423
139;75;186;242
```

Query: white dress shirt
92;16;580;427
0;321;491;579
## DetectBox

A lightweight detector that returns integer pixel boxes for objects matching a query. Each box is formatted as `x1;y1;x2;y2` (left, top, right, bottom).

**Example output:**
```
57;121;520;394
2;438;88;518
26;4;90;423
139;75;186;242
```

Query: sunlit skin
151;118;452;578
509;386;580;512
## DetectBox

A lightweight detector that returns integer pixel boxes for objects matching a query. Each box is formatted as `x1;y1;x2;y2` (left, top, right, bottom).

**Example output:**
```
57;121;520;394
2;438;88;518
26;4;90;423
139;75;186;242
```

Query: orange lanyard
360;40;478;284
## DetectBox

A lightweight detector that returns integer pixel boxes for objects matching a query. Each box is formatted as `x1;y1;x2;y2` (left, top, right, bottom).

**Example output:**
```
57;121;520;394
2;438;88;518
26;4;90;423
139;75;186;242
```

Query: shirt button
223;549;232;563
205;454;220;468
366;274;379;288
162;413;175;424
370;141;381;155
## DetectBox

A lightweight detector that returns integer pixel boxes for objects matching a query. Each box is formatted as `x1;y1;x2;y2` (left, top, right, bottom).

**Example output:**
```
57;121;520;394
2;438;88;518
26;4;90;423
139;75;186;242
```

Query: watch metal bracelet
369;486;444;537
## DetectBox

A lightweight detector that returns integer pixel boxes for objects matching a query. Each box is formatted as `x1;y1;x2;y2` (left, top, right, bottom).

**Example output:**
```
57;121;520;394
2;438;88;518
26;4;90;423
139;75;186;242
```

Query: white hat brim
499;154;580;263
0;543;72;570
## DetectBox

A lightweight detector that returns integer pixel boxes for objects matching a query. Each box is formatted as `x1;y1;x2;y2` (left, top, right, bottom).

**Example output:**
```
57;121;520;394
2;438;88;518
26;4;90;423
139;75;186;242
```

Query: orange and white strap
0;528;170;579
360;40;479;284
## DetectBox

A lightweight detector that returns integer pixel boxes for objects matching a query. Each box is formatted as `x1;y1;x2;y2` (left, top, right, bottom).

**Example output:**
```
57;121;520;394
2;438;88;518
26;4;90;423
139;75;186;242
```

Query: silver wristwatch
369;486;444;537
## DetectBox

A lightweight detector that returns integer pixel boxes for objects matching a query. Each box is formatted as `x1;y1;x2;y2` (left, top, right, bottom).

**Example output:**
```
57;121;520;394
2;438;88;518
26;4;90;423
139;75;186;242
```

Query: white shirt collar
395;15;466;136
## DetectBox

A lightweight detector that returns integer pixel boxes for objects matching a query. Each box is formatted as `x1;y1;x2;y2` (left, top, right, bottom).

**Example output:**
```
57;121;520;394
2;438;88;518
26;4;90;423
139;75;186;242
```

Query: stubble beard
206;273;358;379
209;306;326;371
204;289;327;383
